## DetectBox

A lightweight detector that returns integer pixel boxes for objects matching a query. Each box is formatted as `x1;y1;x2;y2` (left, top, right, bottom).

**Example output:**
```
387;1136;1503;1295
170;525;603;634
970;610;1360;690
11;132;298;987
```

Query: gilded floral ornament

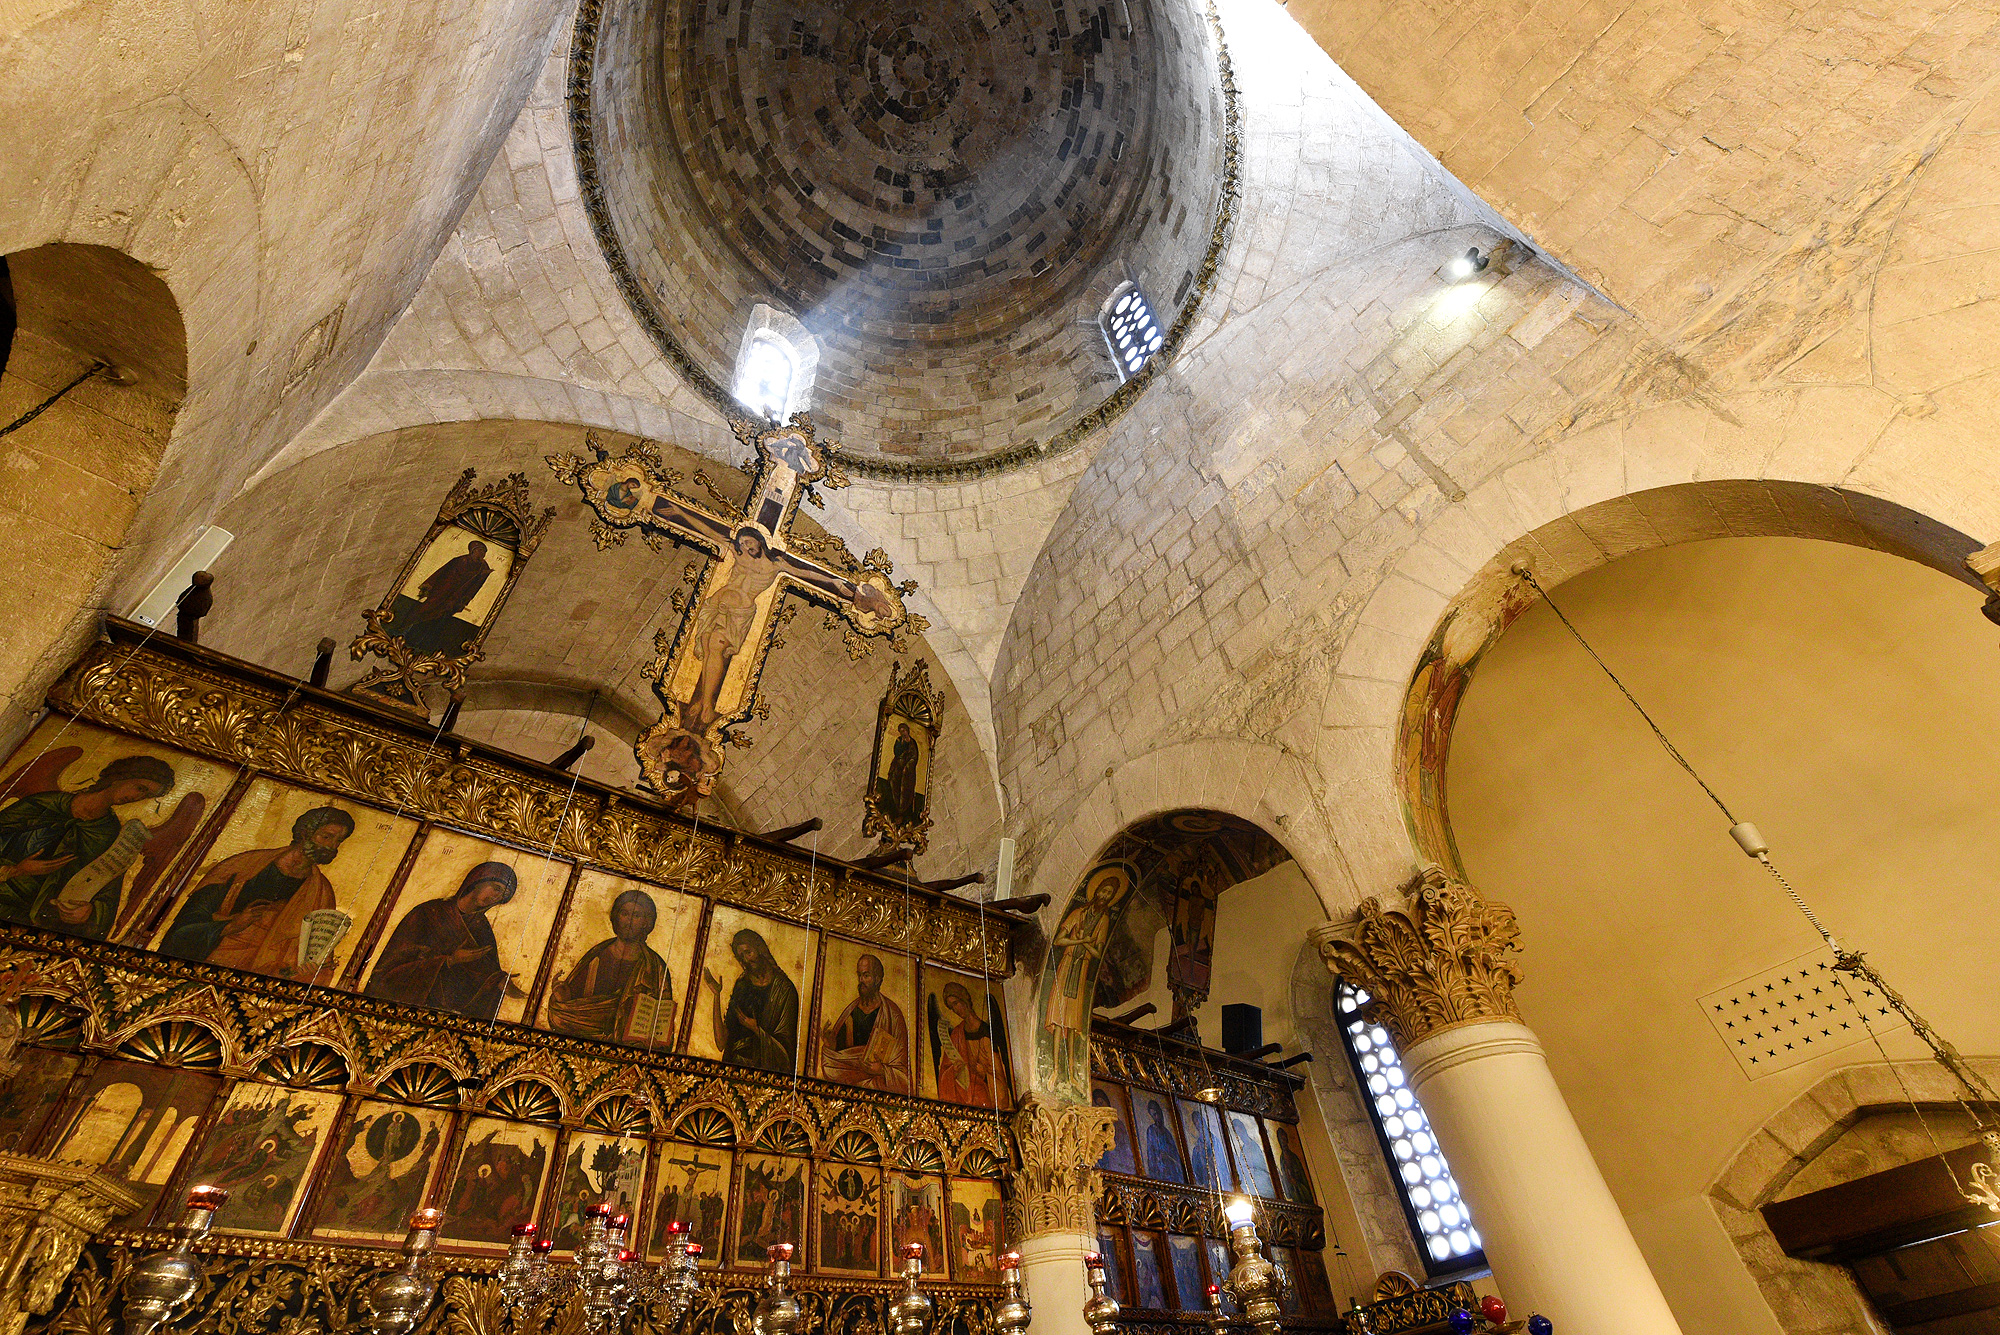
1008;1096;1117;1241
1310;864;1523;1049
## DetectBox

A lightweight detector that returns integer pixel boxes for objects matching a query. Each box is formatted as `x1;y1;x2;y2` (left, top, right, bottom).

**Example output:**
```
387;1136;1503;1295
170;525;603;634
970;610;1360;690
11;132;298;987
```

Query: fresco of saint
364;861;522;1019
818;948;911;1092
159;806;355;981
0;752;193;940
546;888;674;1044
703;928;801;1073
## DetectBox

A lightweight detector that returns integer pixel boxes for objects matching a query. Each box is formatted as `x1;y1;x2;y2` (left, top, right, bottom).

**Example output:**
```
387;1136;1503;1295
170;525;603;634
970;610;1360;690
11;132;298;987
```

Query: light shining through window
1104;286;1165;380
1336;982;1482;1268
737;333;795;421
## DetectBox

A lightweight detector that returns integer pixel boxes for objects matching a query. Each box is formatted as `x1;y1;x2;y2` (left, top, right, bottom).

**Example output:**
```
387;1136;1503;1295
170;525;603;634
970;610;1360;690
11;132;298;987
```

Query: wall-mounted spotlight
1446;247;1489;281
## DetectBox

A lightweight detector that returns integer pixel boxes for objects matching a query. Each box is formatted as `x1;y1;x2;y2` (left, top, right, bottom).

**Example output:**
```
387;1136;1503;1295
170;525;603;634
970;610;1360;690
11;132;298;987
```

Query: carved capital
0;1154;141;1335
1311;864;1523;1049
1008;1096;1117;1242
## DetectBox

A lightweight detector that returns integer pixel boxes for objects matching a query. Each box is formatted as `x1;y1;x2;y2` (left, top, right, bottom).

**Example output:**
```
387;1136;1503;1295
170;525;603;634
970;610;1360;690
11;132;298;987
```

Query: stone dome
573;0;1232;471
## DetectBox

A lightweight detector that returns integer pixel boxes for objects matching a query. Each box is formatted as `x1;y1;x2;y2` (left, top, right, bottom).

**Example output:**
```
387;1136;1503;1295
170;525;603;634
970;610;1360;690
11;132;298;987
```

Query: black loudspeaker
1221;1003;1263;1055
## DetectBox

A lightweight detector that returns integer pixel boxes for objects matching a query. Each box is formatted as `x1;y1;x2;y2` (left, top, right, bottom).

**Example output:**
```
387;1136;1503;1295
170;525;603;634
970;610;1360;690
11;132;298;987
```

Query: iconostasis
0;627;1016;1297
1089;1020;1343;1331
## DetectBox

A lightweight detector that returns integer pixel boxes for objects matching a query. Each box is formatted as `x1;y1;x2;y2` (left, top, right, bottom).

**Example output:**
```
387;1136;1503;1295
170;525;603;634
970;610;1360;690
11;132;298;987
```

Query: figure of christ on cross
548;419;924;800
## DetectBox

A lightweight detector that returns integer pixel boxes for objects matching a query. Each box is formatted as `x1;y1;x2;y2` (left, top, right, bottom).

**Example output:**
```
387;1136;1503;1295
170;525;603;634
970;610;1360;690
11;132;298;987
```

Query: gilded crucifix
547;416;927;801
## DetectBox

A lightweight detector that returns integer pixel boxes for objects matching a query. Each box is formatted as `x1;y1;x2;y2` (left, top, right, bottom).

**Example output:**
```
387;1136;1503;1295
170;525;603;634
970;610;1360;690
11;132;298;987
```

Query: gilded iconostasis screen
1089;1021;1341;1328
0;628;1014;1291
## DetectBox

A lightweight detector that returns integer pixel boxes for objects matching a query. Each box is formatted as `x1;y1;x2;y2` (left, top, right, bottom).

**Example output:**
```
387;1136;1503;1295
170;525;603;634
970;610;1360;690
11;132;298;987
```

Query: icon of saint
546;889;675;1043
819;953;910;1092
160;806;356;981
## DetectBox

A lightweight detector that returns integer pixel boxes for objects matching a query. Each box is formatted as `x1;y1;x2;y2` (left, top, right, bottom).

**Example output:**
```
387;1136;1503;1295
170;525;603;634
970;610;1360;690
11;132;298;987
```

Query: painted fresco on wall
1264;1118;1315;1204
0;1051;78;1152
440;1118;556;1250
0;720;229;942
1175;1097;1235;1193
690;907;817;1075
888;1173;946;1277
817;1161;881;1277
311;1101;451;1243
154;780;417;985
817;937;914;1093
551;1134;648;1250
349;469;554;712
1130;1088;1187;1183
1225;1109;1277;1199
920;965;1011;1110
53;1059;220;1224
734;1154;807;1264
1167;1234;1205;1313
1092;1081;1136;1175
651;1140;730;1265
362;830;568;1023
541;870;700;1046
1037;863;1128;1102
949;1178;1003;1284
860;659;942;854
184;1083;342;1237
1093;874;1169;1012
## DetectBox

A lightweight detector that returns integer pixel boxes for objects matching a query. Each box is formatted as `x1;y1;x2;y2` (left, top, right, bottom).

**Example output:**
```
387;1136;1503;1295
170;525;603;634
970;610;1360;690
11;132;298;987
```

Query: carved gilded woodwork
1310;865;1523;1050
1088;1025;1294;1122
1092;1177;1323;1249
1340;1278;1481;1335
0;931;1009;1174
41;1244;1003;1335
0;1156;139;1335
49;627;1011;977
1007;1096;1116;1242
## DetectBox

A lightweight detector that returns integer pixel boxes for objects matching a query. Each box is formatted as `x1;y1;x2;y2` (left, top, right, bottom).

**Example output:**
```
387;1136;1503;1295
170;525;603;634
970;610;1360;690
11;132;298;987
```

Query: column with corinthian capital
1311;866;1682;1335
1008;1096;1117;1335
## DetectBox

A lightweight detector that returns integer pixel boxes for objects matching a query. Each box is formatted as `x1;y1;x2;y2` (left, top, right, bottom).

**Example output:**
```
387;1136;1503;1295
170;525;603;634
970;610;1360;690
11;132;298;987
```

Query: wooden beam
1763;1139;1994;1262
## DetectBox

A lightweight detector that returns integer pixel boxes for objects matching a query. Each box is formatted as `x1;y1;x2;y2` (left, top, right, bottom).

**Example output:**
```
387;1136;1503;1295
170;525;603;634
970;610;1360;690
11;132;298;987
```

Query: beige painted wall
1446;535;2000;1335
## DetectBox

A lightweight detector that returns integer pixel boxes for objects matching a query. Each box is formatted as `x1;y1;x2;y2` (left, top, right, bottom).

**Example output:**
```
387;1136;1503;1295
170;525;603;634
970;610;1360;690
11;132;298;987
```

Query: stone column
1312;866;1683;1335
1008;1096;1117;1335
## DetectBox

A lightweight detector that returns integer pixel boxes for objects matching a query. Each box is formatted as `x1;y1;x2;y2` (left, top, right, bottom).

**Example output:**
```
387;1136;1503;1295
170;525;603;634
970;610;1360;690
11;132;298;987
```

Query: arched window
1334;982;1483;1272
731;304;819;424
736;331;795;422
1102;283;1165;381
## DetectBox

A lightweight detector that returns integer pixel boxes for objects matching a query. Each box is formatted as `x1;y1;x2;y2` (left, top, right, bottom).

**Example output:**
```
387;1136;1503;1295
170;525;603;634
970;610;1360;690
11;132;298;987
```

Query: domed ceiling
573;0;1233;471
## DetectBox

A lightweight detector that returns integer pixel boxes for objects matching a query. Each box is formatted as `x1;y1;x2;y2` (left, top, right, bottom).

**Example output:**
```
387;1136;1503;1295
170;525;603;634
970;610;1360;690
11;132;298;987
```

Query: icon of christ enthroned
546;415;928;802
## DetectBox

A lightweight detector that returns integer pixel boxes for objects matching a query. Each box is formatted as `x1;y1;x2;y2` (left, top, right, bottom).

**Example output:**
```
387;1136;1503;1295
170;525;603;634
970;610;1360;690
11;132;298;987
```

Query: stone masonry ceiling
573;0;1231;469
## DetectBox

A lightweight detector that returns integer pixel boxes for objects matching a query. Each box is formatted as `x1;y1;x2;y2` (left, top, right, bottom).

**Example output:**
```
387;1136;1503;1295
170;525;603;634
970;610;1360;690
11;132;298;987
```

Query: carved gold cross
547;416;926;802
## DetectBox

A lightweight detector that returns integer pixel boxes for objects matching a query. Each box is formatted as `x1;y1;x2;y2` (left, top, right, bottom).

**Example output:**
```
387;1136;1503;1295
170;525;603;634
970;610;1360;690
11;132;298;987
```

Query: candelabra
122;1185;227;1335
1217;1198;1281;1335
889;1242;933;1335
1081;1252;1120;1335
752;1243;800;1335
992;1251;1031;1335
496;1206;704;1333
354;1209;445;1335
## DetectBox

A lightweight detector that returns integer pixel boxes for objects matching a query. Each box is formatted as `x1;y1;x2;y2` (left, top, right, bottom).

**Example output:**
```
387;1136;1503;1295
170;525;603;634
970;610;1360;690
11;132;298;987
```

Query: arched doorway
0;243;185;743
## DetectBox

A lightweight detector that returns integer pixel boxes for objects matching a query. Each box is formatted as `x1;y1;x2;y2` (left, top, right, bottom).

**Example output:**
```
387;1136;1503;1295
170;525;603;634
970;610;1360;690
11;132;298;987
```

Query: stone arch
0;242;185;738
1320;398;1998;890
1029;804;1296;1101
1707;1059;2000;1335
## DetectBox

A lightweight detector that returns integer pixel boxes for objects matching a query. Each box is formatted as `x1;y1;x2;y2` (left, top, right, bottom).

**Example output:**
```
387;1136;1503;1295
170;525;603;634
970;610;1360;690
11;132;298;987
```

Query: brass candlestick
122;1186;228;1335
993;1250;1032;1335
355;1208;444;1335
752;1242;800;1335
890;1242;934;1335
1082;1252;1121;1335
1219;1198;1281;1335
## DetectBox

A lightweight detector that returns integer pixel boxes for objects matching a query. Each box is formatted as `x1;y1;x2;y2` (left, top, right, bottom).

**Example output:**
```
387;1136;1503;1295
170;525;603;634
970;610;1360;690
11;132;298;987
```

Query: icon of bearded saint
0;746;205;941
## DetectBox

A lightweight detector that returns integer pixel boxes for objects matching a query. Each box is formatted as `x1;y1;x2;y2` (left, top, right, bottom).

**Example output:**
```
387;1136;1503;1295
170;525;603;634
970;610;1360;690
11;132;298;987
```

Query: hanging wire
1513;563;2000;1171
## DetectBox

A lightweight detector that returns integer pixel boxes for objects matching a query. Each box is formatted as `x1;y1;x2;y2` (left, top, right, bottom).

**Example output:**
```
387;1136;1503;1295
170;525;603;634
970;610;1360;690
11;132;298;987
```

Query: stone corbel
1309;864;1524;1050
1008;1095;1118;1242
0;1154;142;1335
